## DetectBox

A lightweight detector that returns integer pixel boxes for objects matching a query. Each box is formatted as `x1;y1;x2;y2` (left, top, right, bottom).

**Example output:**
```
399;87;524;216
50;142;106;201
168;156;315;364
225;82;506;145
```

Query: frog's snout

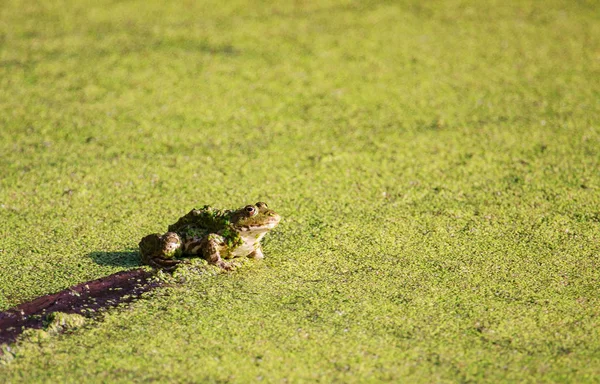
267;211;282;226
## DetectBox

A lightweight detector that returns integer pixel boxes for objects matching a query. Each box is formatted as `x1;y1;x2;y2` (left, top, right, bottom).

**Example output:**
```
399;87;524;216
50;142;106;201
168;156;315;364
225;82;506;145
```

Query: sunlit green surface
1;0;599;382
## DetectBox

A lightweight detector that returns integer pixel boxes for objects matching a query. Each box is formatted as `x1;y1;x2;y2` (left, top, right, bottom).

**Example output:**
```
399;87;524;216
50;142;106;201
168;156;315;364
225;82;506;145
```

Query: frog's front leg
183;234;235;270
248;247;264;259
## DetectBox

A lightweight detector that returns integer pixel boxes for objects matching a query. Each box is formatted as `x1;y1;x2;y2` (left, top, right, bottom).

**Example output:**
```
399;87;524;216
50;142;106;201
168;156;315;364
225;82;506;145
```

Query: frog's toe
216;260;236;271
160;260;182;272
148;257;182;271
157;258;182;266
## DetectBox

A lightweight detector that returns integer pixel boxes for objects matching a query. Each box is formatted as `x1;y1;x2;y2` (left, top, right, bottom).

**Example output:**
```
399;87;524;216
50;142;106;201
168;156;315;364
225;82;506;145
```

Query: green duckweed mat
1;0;599;382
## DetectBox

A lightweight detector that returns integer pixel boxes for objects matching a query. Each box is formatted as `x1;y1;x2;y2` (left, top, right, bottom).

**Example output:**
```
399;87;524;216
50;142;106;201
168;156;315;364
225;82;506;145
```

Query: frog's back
167;206;231;238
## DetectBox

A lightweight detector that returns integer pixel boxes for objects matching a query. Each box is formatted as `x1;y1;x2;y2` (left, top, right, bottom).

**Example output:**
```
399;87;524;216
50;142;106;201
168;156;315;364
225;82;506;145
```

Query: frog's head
230;202;281;233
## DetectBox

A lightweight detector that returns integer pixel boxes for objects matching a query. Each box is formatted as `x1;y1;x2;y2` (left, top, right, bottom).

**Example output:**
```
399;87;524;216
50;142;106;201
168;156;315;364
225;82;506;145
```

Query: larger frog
139;202;281;270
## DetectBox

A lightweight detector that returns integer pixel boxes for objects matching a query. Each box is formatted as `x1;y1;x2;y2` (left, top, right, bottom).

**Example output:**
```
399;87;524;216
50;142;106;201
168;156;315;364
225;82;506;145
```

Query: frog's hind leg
139;232;183;271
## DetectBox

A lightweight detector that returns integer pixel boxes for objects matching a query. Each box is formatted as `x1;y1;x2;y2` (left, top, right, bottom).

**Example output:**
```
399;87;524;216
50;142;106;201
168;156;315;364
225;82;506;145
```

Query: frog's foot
145;256;183;271
248;248;264;260
209;252;239;271
139;232;183;270
215;260;237;271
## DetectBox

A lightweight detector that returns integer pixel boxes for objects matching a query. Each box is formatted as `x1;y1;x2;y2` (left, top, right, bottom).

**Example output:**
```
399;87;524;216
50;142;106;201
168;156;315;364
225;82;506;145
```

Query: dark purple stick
0;268;160;346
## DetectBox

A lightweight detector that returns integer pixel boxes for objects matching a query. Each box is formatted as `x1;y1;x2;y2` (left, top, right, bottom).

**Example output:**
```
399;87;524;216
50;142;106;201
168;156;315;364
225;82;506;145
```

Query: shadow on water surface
88;250;141;268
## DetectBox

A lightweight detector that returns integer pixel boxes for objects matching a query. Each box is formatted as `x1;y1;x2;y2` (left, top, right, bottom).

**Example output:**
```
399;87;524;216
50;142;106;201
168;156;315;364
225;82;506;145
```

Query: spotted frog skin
139;202;281;270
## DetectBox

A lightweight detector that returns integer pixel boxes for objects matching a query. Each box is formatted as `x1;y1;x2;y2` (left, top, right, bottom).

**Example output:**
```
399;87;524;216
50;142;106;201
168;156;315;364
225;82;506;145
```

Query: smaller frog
139;202;281;270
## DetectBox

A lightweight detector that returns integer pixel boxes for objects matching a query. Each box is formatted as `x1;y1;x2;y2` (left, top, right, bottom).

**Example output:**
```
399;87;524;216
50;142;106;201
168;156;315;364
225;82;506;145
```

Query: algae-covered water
1;0;599;382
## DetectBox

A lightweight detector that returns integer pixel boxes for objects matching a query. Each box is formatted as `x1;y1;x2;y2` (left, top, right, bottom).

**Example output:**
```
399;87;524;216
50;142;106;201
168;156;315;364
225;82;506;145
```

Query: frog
139;202;281;270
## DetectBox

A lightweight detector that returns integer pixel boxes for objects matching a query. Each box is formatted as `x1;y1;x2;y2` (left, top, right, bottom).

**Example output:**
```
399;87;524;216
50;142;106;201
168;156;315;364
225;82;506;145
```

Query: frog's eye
245;205;257;216
256;202;267;209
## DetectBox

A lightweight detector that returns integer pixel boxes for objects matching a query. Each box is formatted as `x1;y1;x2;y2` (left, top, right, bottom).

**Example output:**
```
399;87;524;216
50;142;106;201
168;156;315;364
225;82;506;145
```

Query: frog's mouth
235;214;281;232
